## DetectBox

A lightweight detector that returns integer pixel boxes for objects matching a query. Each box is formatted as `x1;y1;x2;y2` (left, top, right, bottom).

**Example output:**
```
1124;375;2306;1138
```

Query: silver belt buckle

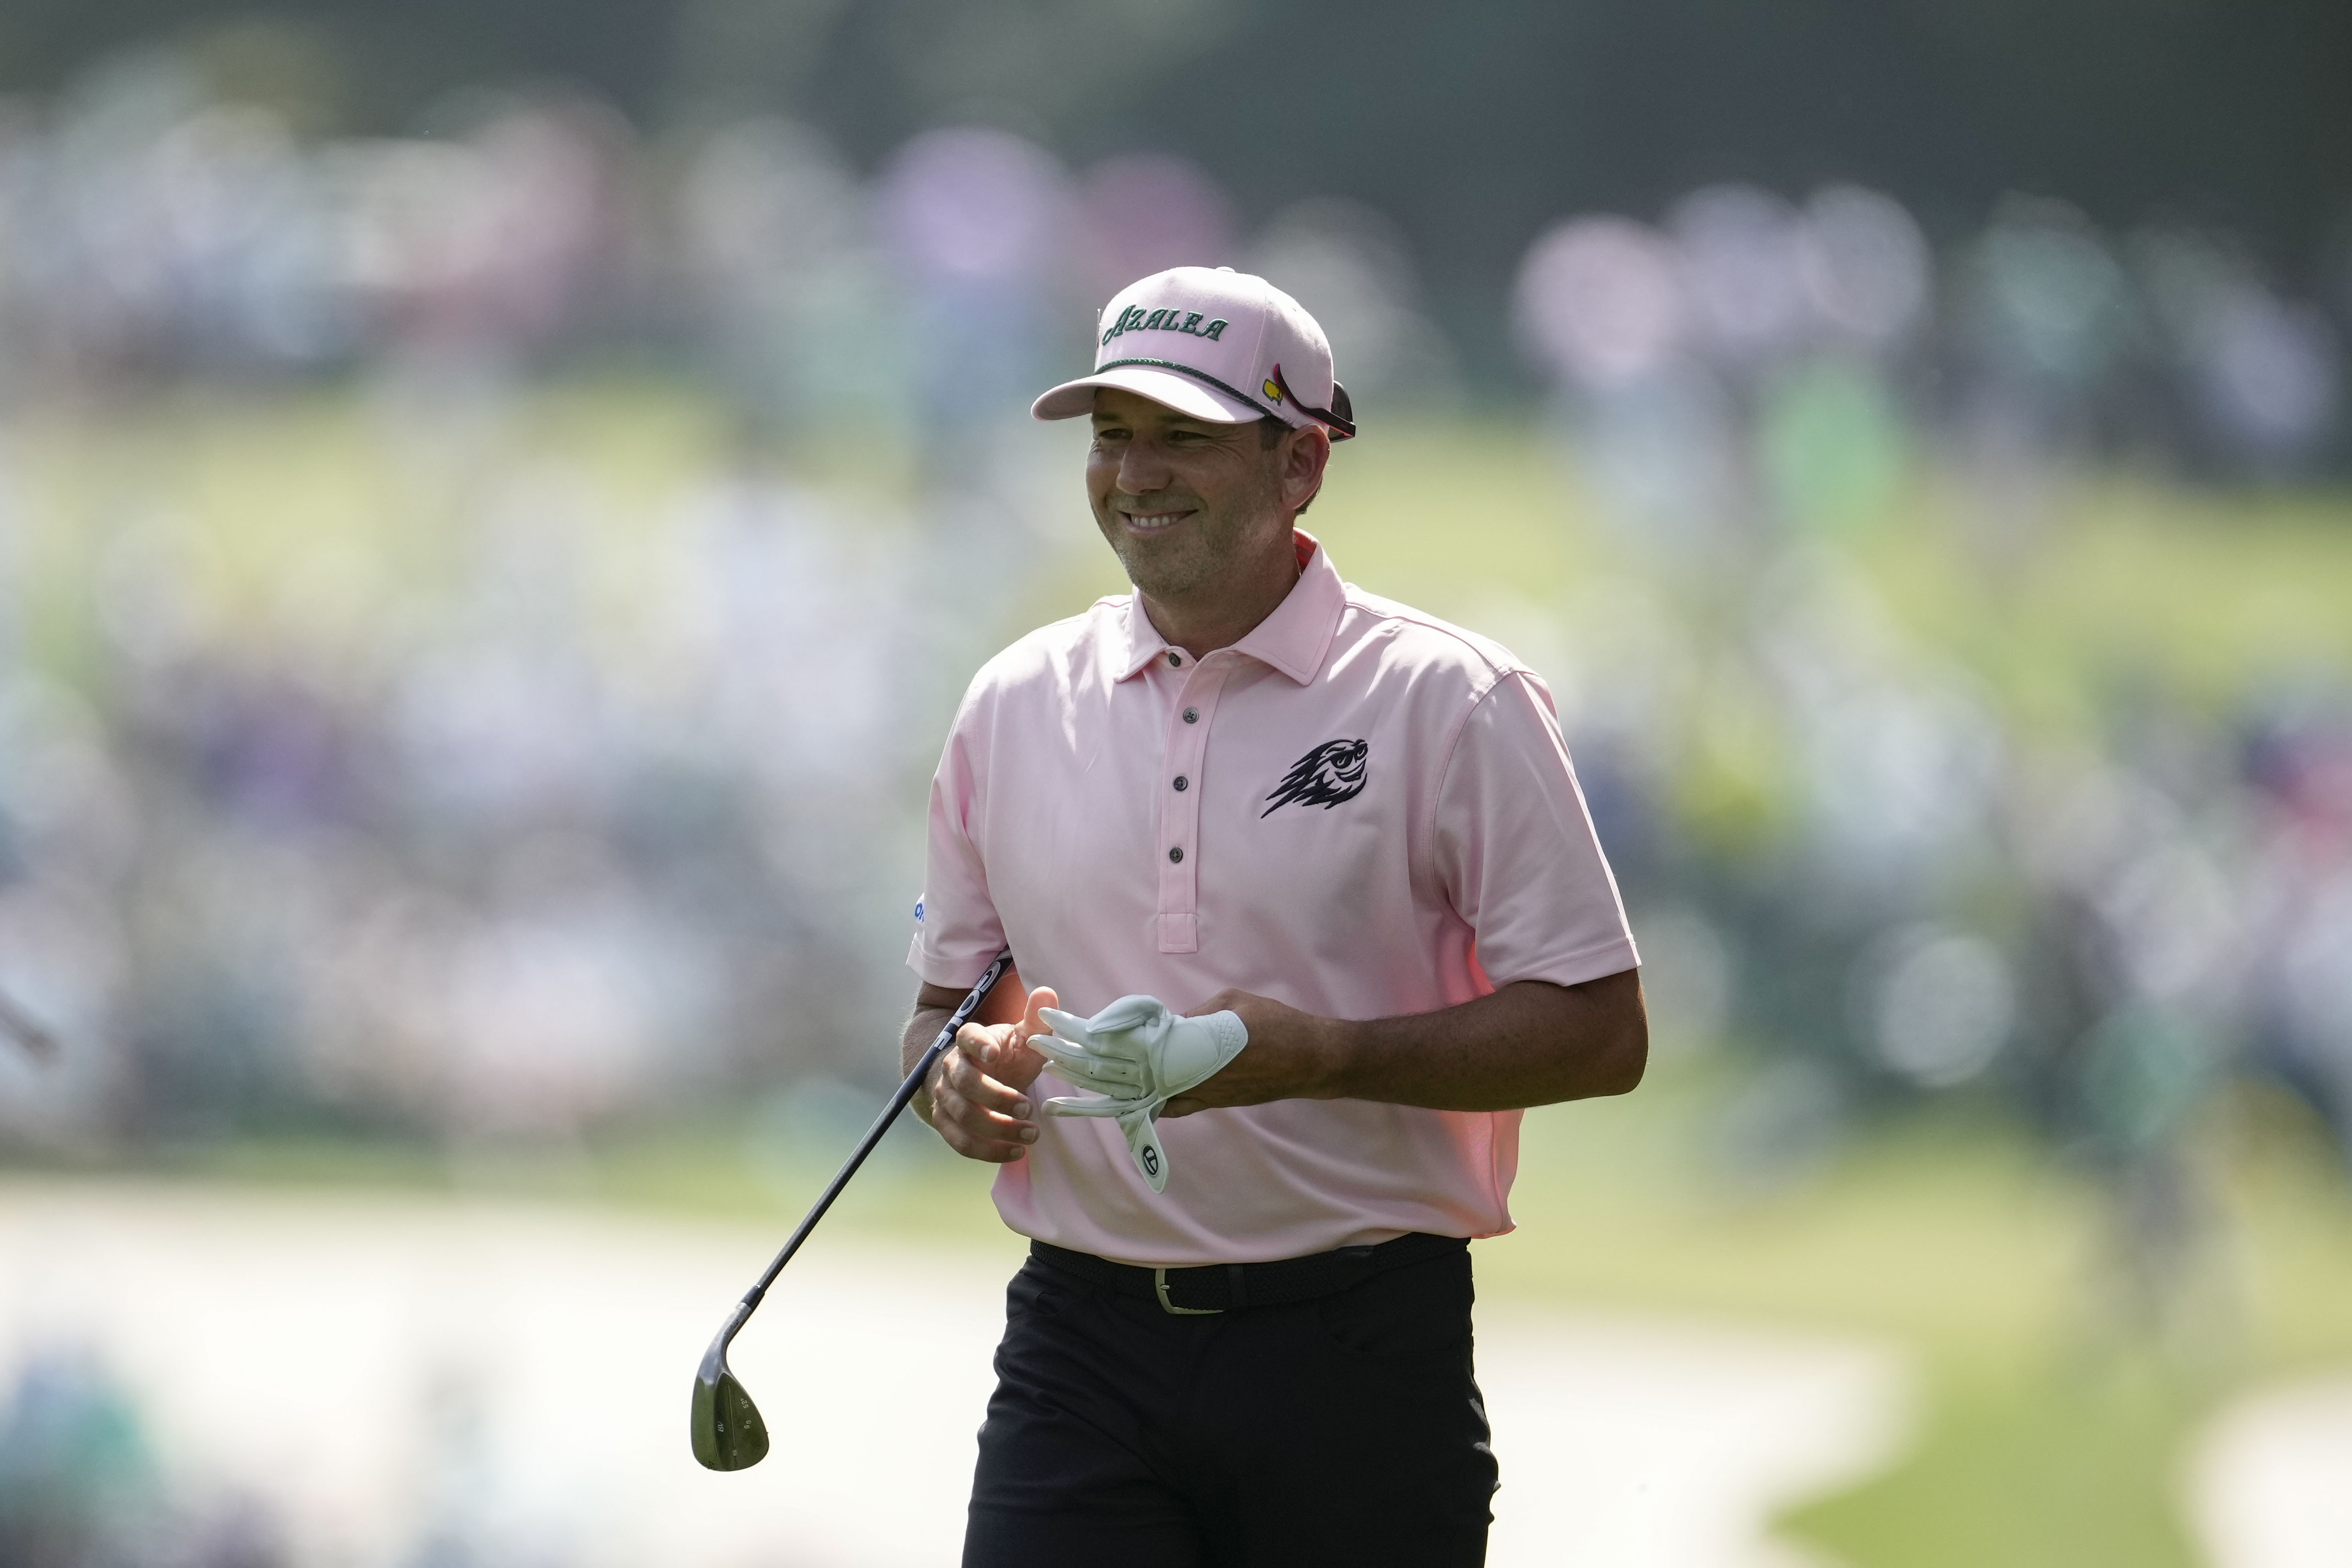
1154;1266;1224;1315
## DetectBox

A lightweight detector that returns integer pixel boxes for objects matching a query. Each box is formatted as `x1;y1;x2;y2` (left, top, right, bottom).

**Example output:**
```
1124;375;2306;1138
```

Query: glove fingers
1035;1048;1143;1100
1046;1072;1131;1102
1087;995;1168;1035
1043;1094;1145;1118
1036;1061;1144;1099
1028;1033;1135;1080
1027;1032;1099;1071
1082;1060;1148;1091
1035;1009;1096;1045
1043;1031;1149;1072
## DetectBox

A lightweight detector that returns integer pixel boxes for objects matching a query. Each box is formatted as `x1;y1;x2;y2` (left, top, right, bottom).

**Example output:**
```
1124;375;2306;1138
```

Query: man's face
1087;388;1290;602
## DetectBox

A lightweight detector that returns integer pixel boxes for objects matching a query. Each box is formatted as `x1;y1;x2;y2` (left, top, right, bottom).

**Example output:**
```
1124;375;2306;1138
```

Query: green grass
1784;1366;2203;1568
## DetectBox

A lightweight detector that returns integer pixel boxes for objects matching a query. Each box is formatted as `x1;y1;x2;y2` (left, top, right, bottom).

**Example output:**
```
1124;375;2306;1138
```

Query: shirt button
1173;776;1188;791
1167;651;1182;667
1182;708;1198;723
1168;847;1184;863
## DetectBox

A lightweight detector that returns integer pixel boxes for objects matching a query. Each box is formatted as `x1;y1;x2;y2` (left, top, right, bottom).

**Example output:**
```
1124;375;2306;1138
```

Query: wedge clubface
691;948;1014;1471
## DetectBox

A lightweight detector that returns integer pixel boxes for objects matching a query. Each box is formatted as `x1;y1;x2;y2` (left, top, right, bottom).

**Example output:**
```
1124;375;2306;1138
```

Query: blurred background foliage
0;2;2349;1565
0;0;2347;364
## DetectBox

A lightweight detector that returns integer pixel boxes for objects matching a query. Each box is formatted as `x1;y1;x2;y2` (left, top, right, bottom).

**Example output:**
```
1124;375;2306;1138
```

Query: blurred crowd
1535;532;2352;1310
0;50;2347;1266
0;421;964;1144
0;55;1460;447
1511;185;2352;1308
0;55;2341;471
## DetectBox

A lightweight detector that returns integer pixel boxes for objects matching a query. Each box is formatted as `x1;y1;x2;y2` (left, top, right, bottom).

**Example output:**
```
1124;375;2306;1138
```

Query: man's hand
913;984;1058;1163
1161;990;1339;1116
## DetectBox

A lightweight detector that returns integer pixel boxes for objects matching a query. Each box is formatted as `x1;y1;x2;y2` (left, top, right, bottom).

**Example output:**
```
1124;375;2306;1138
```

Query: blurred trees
1;0;2346;374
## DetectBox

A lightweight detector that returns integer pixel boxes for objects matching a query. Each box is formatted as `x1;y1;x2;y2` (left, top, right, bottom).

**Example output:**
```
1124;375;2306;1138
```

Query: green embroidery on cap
1099;307;1230;346
1096;305;1232;345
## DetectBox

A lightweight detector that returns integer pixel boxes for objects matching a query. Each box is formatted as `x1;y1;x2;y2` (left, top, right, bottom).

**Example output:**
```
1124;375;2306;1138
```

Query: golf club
691;947;1015;1471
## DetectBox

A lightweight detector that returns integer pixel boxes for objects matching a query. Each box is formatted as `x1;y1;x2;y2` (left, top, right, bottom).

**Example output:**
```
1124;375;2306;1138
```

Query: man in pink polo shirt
905;265;1645;1567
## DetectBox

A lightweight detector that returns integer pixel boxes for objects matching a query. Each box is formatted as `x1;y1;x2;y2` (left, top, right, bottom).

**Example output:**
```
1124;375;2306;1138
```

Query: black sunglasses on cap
1269;363;1357;440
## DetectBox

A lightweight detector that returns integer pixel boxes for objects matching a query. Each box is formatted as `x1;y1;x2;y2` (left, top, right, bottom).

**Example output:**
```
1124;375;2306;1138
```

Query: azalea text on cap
1032;265;1357;440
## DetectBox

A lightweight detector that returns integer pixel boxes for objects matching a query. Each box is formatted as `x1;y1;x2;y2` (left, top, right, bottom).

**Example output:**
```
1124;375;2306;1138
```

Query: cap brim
1031;363;1273;425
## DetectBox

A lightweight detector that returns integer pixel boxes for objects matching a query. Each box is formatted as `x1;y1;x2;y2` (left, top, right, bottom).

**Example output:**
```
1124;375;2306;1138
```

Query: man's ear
1279;426;1332;514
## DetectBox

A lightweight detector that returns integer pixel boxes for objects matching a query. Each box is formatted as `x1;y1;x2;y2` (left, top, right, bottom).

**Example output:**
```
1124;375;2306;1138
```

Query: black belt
1030;1232;1467;1315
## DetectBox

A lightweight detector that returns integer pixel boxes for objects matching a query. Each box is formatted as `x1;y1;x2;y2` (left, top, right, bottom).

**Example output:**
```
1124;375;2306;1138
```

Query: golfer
906;265;1645;1566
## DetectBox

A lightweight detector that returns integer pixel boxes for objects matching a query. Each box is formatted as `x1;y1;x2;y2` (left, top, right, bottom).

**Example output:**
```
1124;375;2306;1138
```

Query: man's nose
1116;438;1173;493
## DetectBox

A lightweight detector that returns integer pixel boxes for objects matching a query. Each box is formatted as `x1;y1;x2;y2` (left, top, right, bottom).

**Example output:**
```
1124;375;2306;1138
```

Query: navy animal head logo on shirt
1262;739;1369;817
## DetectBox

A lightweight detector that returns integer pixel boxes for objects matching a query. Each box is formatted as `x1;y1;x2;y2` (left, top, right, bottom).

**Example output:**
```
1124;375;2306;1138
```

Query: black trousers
962;1241;1496;1567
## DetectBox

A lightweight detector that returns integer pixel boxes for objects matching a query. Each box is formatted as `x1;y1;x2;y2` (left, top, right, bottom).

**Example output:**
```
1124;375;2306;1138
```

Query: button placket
1155;662;1229;953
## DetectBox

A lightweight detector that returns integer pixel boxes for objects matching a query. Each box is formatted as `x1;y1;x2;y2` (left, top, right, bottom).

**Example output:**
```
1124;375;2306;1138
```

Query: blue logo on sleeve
913;899;925;924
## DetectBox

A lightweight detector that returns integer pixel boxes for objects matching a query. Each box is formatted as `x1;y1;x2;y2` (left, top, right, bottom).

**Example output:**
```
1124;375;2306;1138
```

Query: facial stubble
1093;450;1290;605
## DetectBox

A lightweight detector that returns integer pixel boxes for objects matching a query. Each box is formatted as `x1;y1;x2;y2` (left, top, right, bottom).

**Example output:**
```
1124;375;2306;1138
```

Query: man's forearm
1179;970;1646;1116
903;1003;955;1124
1322;972;1646;1110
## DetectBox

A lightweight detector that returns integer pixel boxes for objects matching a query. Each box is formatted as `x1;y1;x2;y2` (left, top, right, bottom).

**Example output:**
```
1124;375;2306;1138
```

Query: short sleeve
1432;670;1639;991
907;695;1007;989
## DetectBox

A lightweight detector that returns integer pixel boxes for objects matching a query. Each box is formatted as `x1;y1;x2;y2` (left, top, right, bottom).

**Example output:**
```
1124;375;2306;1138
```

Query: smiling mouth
1120;508;1195;532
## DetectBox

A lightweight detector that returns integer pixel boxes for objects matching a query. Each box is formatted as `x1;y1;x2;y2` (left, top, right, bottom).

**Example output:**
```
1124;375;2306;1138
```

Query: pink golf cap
1032;265;1357;439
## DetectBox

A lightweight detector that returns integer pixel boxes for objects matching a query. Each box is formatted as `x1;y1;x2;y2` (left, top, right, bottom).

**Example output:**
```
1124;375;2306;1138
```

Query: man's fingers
937;1113;1033;1162
926;1043;1040;1164
936;1116;1031;1163
931;1082;1036;1161
960;1017;1049;1082
1016;986;1059;1045
944;1043;1033;1115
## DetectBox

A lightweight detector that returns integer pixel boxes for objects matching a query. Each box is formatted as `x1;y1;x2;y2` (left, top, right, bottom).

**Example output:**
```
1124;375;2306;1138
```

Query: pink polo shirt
910;532;1638;1265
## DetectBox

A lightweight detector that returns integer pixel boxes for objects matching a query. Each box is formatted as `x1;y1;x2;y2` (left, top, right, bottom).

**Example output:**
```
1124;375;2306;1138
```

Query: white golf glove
1031;995;1248;1193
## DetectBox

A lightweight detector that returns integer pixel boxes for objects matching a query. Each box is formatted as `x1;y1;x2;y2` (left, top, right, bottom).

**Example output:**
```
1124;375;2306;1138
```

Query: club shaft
741;949;1013;1304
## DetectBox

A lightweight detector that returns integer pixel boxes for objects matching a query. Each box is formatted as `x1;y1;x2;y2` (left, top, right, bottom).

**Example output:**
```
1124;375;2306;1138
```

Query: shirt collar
1115;530;1345;686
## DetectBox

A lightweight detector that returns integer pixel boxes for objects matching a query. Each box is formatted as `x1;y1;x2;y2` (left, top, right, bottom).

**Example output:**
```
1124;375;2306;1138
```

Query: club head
691;1326;770;1471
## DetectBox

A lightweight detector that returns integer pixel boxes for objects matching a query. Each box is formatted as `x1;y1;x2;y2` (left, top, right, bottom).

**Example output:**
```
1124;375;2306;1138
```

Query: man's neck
1139;531;1304;660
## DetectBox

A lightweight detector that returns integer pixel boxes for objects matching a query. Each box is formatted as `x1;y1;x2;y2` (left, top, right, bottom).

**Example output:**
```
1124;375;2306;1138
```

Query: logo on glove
1261;738;1369;817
